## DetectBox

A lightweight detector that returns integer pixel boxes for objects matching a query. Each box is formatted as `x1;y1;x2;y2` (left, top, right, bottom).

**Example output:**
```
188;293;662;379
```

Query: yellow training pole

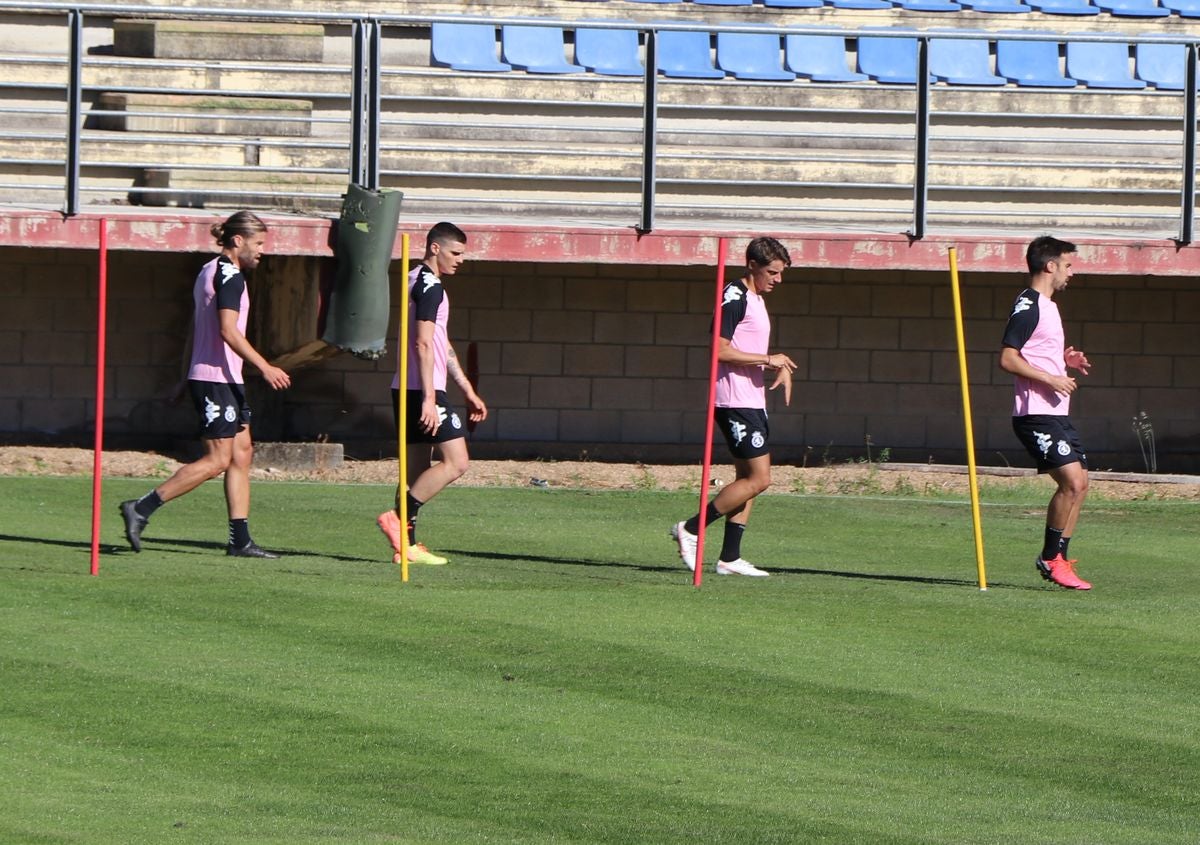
948;247;988;591
397;233;411;582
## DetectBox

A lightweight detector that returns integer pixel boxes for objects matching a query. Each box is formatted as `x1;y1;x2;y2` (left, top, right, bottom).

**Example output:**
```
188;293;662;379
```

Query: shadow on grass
0;533;378;565
445;548;1040;590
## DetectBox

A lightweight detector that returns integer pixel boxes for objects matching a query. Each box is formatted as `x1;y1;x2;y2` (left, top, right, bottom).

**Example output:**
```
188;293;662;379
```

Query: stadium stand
995;34;1079;85
431;22;512;72
958;0;1032;12
1066;37;1147;86
716;29;797;79
929;31;1008;83
1025;0;1101;14
784;31;870;80
574;24;645;75
501;24;585;73
1095;0;1171;16
762;0;826;8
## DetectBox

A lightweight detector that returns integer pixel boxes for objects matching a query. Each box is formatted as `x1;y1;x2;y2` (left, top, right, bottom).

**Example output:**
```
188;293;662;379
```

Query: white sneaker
670;521;697;571
716;558;769;577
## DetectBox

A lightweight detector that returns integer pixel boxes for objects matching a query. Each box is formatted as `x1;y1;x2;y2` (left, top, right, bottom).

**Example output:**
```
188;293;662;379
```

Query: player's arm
413;319;441;434
218;309;290;390
999;346;1076;395
447;343;487;423
716;339;797;372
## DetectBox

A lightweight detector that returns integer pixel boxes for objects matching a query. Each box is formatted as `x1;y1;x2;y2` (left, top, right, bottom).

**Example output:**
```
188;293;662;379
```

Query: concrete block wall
2;246;1197;471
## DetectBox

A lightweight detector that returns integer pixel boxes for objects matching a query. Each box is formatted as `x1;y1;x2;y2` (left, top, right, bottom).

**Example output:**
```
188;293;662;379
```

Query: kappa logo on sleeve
219;261;239;287
723;284;744;305
1011;296;1033;317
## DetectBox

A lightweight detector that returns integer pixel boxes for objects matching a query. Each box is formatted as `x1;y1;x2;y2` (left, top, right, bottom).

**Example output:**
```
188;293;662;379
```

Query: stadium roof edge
1;208;1197;276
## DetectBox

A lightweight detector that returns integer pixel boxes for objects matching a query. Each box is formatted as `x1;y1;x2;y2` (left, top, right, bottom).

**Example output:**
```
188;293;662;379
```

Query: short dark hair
1026;236;1076;275
211;211;266;248
426;221;466;251
746;237;791;268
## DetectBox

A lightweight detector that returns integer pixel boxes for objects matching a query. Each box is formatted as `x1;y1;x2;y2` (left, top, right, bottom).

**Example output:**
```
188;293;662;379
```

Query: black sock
229;518;251;549
134;490;163;519
1059;536;1072;559
719;522;745;563
684;502;722;535
406;493;424;545
1042;526;1064;561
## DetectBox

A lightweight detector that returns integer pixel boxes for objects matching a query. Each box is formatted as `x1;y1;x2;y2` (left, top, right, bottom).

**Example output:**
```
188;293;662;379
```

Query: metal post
367;19;382;191
639;29;658;234
911;36;930;240
65;9;83;216
1180;42;1197;245
350;19;368;186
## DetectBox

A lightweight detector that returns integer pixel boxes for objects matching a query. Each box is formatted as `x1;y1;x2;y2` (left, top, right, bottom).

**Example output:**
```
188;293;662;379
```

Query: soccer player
670;237;797;577
119;211;291;558
376;222;487;565
1000;236;1093;590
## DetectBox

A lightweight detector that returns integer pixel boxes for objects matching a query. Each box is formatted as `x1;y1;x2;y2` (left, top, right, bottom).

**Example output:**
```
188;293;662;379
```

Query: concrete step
112;19;324;63
93;93;314;137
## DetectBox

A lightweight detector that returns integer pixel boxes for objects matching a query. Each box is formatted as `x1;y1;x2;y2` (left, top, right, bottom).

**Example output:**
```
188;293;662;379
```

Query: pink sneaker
1035;554;1092;590
376;510;405;555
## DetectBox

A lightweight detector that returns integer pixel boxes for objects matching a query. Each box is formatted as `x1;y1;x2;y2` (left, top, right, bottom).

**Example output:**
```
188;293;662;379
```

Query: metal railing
1;1;1198;240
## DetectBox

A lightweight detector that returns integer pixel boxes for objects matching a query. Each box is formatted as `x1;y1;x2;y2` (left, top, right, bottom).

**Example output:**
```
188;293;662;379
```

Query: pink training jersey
1001;288;1070;416
716;279;771;410
188;255;249;385
391;263;450;392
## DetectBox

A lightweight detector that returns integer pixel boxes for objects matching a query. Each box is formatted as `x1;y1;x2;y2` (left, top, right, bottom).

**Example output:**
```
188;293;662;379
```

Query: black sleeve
215;257;245;313
410;267;444;323
718;281;748;341
1001;289;1039;350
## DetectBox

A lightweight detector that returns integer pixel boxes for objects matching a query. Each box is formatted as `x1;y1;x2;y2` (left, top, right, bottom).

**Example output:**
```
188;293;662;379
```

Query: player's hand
765;353;797;373
1064;346;1090;375
420;396;441;434
466;392;488;423
1048;374;1077;395
261;365;290;390
769;367;793;406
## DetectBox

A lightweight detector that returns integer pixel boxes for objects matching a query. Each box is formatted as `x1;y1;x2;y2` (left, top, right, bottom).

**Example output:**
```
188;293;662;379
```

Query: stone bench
113;19;324;63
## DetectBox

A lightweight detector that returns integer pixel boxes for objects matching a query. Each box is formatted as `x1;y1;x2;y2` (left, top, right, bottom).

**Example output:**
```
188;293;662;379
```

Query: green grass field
1;476;1197;844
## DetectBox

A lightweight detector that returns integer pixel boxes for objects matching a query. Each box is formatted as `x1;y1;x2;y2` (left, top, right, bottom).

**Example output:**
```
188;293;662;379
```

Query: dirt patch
3;446;1198;501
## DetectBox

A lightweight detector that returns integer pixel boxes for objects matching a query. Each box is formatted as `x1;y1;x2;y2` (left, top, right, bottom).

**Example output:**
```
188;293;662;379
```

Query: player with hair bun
118;211;291;559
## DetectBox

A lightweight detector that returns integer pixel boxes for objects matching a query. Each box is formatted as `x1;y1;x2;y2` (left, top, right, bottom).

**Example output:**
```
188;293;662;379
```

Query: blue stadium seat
431;23;512;72
829;0;894;9
693;0;754;5
575;25;645;76
1160;0;1200;15
764;0;825;7
1026;0;1099;14
1066;39;1146;87
929;33;1007;84
785;31;869;81
958;0;1031;12
1135;40;1193;89
996;36;1076;86
716;31;796;80
857;30;921;83
1095;0;1169;15
502;25;585;74
894;0;963;10
657;29;725;78
626;0;679;3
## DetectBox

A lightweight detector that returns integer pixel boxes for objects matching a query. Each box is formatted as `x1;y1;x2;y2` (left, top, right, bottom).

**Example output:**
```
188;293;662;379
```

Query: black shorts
715;407;770;460
189;380;250;440
392;389;467;445
1013;415;1088;473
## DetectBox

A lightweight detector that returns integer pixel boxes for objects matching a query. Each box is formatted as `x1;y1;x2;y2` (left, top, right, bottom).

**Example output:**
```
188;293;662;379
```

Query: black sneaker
118;499;148;552
226;542;280;559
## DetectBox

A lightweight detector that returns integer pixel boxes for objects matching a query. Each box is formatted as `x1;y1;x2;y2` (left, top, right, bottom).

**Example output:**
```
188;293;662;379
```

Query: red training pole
89;218;109;576
694;237;728;587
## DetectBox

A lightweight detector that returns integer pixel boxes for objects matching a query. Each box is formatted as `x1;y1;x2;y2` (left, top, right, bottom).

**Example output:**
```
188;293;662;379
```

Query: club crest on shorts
224;405;237;423
451;412;462;430
1057;439;1071;457
750;431;765;449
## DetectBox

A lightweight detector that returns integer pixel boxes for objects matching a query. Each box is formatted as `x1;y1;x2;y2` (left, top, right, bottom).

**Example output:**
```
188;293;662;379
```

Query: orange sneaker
376;510;405;555
1035;554;1091;590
